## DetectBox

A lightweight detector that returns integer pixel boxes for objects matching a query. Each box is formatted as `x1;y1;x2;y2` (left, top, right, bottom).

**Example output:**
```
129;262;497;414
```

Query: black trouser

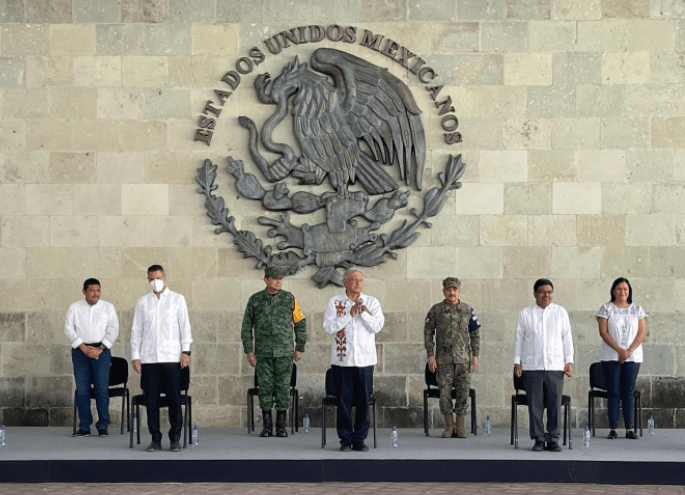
142;363;182;444
522;370;564;443
332;365;373;446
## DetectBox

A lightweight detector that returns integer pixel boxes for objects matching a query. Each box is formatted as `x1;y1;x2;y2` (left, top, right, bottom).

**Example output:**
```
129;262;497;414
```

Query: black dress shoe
352;442;369;452
169;441;182;452
607;430;618;439
146;441;162;452
532;440;545;452
97;429;108;436
545;441;562;452
72;429;90;437
626;431;639;439
340;444;352;452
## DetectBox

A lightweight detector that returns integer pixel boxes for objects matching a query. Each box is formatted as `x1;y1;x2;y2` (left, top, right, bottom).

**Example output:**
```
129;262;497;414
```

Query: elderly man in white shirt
323;268;384;452
131;265;192;453
65;278;119;437
514;278;574;453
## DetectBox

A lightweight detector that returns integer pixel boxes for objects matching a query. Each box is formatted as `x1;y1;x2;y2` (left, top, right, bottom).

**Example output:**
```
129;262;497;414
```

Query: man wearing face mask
131;265;192;452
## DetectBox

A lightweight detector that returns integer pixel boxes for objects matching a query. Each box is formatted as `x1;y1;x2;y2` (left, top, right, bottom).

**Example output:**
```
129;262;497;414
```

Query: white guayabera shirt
514;303;574;371
596;302;647;363
131;289;193;364
64;299;119;349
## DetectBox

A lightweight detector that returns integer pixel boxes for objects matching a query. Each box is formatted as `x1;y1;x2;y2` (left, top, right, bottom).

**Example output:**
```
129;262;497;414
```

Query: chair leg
126;391;131;433
120;394;125;435
182;399;188;448
136;403;141;445
73;392;77;435
568;401;572;450
129;400;134;448
373;399;377;449
510;397;515;445
423;392;429;436
514;403;519;449
290;389;296;435
471;392;477;436
563;403;568;446
321;400;326;449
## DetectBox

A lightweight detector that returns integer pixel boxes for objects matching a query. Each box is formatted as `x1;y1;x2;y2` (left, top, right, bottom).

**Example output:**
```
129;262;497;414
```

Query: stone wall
2;0;685;430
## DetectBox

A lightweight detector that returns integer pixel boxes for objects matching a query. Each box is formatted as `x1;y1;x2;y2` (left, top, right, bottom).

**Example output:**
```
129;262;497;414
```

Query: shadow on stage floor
0;427;682;484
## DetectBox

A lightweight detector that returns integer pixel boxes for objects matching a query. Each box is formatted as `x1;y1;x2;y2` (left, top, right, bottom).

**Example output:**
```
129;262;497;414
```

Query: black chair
511;373;572;449
129;366;192;448
246;363;299;435
588;362;643;437
72;356;130;435
423;363;477;436
321;367;377;448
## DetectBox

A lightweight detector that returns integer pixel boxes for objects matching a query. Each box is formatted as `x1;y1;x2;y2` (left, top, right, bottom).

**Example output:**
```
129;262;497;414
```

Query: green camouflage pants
256;356;293;411
437;361;471;415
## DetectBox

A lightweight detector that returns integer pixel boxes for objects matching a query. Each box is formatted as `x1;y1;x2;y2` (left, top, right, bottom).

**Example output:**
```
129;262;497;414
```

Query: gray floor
0;427;682;462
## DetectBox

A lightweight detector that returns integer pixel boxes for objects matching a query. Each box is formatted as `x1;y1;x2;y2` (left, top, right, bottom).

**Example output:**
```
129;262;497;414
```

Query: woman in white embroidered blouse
596;277;647;440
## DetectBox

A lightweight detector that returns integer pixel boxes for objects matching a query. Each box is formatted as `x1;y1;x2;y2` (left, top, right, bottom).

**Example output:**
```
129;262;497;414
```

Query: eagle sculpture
238;47;426;196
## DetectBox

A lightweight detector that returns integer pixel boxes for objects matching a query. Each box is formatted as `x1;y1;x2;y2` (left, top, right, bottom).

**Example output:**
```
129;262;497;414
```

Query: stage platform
0;427;683;484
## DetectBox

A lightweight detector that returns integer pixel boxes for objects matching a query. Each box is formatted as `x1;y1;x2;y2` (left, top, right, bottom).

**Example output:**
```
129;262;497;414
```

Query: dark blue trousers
602;361;640;430
332;365;373;447
72;347;111;432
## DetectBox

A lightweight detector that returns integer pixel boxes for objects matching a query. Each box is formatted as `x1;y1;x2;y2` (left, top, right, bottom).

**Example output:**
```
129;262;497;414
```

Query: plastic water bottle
485;415;492;436
583;425;590;450
303;413;310;434
648;415;655;436
391;425;398;449
0;425;5;448
132;411;138;434
192;424;199;446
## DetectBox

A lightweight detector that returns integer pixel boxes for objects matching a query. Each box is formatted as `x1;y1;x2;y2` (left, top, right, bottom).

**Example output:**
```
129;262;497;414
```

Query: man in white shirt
131;265;192;452
323;269;384;452
65;278;119;437
514;278;574;452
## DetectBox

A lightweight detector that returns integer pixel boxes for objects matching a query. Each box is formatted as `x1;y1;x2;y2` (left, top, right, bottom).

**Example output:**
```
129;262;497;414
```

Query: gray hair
343;268;363;281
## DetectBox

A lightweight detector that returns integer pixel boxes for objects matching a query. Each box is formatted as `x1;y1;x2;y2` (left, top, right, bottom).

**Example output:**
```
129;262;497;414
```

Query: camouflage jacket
424;300;480;364
241;289;306;358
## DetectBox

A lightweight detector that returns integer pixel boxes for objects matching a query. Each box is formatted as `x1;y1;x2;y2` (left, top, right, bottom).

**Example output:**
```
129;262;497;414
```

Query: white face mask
150;279;165;292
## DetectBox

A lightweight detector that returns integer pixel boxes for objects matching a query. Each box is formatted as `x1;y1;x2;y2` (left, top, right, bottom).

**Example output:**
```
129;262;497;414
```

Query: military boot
441;414;455;438
454;415;467;438
260;410;273;437
276;410;288;437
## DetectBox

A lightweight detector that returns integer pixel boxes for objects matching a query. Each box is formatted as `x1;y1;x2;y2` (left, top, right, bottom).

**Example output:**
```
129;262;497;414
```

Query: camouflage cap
442;277;461;289
264;266;284;279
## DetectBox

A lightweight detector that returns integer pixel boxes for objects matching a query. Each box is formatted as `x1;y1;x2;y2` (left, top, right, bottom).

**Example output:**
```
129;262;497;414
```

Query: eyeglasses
536;290;553;296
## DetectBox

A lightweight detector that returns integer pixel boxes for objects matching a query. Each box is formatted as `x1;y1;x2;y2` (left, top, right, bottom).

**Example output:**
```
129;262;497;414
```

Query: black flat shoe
607;430;618;439
626;431;639;439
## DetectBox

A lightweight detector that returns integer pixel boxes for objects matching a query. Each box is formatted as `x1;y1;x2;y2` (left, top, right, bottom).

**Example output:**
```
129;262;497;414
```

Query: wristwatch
182;351;191;356
99;344;108;350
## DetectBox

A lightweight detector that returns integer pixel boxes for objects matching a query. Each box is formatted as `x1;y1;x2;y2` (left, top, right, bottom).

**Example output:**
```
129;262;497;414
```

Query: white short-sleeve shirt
596;302;647;363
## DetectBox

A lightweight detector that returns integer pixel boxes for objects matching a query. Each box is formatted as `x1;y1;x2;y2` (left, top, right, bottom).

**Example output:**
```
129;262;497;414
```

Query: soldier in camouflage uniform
424;277;481;438
242;267;306;438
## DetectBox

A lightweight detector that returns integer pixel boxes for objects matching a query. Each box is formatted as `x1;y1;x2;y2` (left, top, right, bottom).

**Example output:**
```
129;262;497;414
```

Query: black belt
84;342;102;347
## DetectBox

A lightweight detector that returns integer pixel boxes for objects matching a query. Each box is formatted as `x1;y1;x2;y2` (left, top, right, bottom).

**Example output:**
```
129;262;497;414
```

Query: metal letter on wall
196;47;465;288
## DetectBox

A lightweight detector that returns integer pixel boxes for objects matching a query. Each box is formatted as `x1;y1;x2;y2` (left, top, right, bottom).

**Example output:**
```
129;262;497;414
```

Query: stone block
3;407;48;426
480;215;527;246
529;21;575;52
1;216;49;248
551;0;600;19
96;153;145;184
454;54;503;85
454;183;504;215
601;246;649;279
527;215;577;246
26;310;69;343
293;343;332;375
0;313;23;342
190;343;241;375
192;23;240;58
25;248;73;279
50;88;97;120
528;150;575;181
504;183;550;215
0;58;24;88
632;278;674;311
602;183;651;215
168;0;216;22
145;216;194;247
188;311;218;343
74;184;122;216
0;248;25;279
74;247;121;279
191;278;241;311
145;89;190;119
403;0;453;20
602;0;650;18
1;25;48;56
216;0;262;22
374;311;407;343
96;24;145;56
121;184;169;216
0;0;25;22
654;184;685;214
168;55;219;87
505;53;553;86
25;119;72;152
49;152;96;184
626;85;674;117
479;151;527;182
602;52;650;84
1;152;48;184
73;0;121;22
0;184;24;215
50;216;98;247
504;120;552;150
652;117;685;148
650;247;685;278
97;89;145;121
478;86;526;120
429;23;479;53
457;119;504;150
553;52;602;86
167;247;217;279
217;374;254;407
506;0;551;19
74;56;122;87
654;0;685;18
122;56;168;87
49;24;96;56
577;215;625;247
26;0;71;22
551;247;601;279
627;20;675;50
502;247;551;278
2;88;49;119
0;377;24;408
576;85;624;117
26;376;72;408
642;345;676;376
189;375;218;406
2;343;50;376
384;279;434;314
122;0;170;23
406;247;456;279
626;215;675;246
568;310;599;345
527;83;575;118
146;152;196;184
25;56;73;88
98;216;147;247
456;247;503;279
576;150;626;182
458;0;506;20
552;183;601;215
144;24;191;56
383;344;425;375
481;22;528;53
120;121;167;152
601;118;650;149
431;214;480;246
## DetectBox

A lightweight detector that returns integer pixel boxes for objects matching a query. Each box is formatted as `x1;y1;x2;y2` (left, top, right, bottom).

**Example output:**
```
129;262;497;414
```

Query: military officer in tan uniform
424;277;481;438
